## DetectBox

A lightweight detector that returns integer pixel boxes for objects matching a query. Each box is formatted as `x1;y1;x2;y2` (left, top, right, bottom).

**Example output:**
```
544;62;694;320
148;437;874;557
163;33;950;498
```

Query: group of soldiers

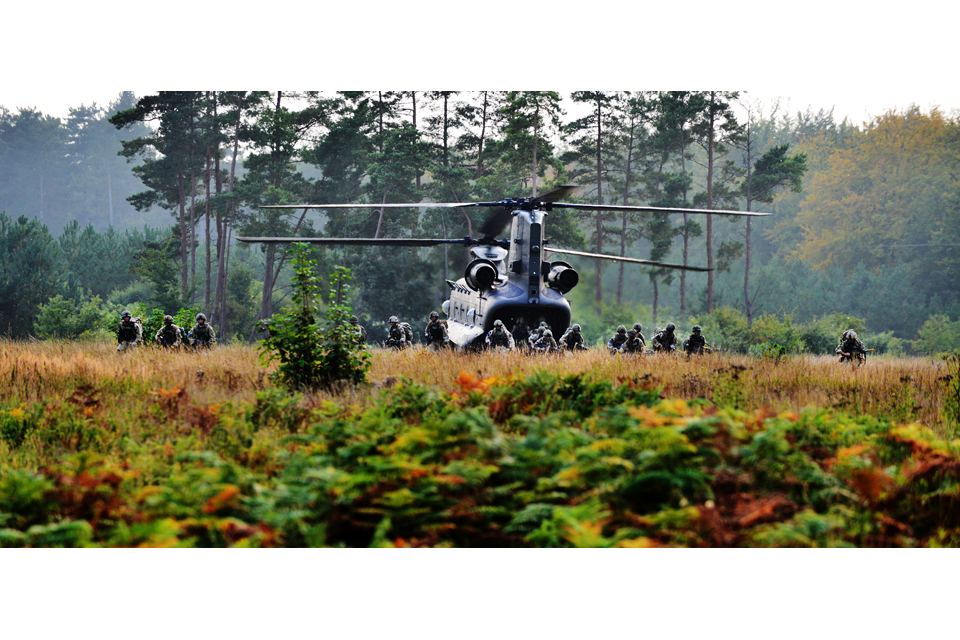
354;311;712;355
116;311;217;352
120;307;871;362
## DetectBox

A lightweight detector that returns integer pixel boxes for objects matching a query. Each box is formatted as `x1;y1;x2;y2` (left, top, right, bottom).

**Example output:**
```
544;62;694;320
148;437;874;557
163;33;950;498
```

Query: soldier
620;329;645;354
836;330;866;362
385;315;407;350
632;323;646;350
684;325;706;355
350;315;367;345
528;322;550;350
511;316;530;349
424;311;449;350
155;315;185;349
486;319;515;351
533;329;559;352
651;323;678;353
608;325;629;353
188;313;217;350
117;310;142;352
559;324;587;351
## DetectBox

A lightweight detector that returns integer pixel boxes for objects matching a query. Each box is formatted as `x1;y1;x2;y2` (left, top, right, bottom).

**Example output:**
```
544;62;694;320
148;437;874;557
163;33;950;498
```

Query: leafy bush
746;313;807;353
258;244;370;391
912;314;960;355
687;306;750;352
34;295;118;340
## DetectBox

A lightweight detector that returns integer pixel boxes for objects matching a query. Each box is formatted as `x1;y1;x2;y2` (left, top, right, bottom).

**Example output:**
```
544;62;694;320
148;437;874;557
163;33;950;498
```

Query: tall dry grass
0;339;954;435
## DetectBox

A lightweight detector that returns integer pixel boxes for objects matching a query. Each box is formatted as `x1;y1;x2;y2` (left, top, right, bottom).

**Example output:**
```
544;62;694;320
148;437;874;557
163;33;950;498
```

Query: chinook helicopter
237;186;769;349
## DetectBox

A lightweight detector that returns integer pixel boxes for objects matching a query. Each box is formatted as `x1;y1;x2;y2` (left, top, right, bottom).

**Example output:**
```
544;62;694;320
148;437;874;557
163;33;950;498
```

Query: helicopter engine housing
545;261;579;294
464;259;498;291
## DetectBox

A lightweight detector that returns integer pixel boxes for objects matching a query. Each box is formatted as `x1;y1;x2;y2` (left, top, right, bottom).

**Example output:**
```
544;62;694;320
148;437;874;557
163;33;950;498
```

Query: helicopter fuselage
442;208;578;349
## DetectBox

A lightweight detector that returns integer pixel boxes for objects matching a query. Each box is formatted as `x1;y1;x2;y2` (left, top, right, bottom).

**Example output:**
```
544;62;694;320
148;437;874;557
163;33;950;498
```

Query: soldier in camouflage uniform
385;316;407;350
424;311;449;350
350;315;367;345
155;315;186;349
608;325;629;354
117;310;142;352
651;323;678;353
620;329;645;355
528;322;549;349
511;316;530;350
632;323;646;350
188;313;217;350
533;329;559;352
836;330;866;363
559;324;587;351
684;326;706;355
486;319;515;351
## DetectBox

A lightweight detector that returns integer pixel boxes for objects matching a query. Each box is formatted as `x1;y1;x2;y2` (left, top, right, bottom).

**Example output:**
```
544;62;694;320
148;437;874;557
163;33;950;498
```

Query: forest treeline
1;91;957;352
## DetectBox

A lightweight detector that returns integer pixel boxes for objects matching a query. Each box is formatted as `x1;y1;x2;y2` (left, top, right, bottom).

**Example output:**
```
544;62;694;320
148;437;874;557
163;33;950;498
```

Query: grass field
1;341;952;433
1;339;958;547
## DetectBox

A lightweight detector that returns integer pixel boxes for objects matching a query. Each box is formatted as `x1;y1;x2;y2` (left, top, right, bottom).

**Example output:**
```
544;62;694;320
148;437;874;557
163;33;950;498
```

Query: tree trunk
652;277;659;326
706;92;717;313
531;99;539;197
412;92;420;190
476;92;488;179
679;128;689;318
189;166;197;299
594;98;603;313
178;169;188;296
744;121;754;326
204;146;212;310
218;93;242;338
617;118;635;306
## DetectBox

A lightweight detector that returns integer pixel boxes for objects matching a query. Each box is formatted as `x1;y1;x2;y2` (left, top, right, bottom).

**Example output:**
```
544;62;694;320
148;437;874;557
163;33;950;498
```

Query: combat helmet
121;310;132;319
628;329;637;338
163;315;174;325
350;315;359;324
196;313;206;322
389;315;399;324
543;329;553;338
429;311;439;319
493;319;504;328
665;323;675;332
572;324;581;331
616;325;626;334
692;325;701;333
633;323;642;332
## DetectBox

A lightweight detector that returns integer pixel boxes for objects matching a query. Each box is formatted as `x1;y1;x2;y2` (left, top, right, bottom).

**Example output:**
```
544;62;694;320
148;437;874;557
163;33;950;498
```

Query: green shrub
34;295;118;339
687;306;750;352
258;244;370;391
912;315;960;355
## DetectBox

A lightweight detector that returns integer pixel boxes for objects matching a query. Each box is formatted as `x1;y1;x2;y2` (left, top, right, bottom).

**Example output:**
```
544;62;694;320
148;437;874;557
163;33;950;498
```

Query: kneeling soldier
155;315;185;349
486;319;515;351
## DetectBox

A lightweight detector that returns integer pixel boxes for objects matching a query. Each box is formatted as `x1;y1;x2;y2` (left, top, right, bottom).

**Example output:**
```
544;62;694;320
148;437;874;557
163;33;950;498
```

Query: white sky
3;1;958;125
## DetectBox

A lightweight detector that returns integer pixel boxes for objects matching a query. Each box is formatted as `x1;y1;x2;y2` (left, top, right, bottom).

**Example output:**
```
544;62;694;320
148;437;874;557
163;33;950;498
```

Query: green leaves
258;244;370;391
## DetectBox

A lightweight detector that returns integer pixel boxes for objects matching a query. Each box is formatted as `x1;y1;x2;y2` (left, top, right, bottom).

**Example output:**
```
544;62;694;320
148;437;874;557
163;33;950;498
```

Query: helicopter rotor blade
236;236;476;247
258;202;483;210
536;185;578;203
547;202;770;217
544;247;712;272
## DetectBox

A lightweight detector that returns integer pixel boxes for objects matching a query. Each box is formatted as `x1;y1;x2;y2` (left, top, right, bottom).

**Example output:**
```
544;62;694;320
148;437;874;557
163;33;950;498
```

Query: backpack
400;322;414;343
